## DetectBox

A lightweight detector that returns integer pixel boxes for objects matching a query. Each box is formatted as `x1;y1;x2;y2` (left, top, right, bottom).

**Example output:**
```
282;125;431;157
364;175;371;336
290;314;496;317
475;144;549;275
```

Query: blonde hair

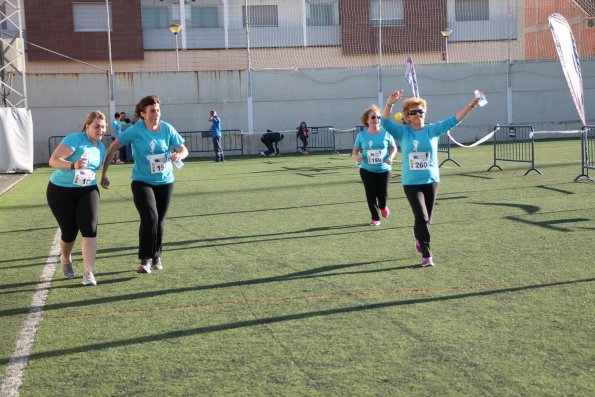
402;97;427;116
360;105;381;127
82;111;106;131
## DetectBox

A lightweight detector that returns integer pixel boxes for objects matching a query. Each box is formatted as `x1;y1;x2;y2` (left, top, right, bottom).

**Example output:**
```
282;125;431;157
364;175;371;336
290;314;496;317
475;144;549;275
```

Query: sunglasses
408;109;425;116
370;114;381;119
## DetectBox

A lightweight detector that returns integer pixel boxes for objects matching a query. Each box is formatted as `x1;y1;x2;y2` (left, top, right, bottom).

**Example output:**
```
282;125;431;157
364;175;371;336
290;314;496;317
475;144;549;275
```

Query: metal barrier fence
439;132;460;167
180;129;244;155
49;129;244;158
487;124;541;175
49;134;114;157
295;126;336;153
574;125;595;182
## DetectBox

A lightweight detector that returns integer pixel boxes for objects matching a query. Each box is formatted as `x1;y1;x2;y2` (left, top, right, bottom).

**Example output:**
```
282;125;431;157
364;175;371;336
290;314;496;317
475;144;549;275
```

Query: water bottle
474;90;488;107
174;160;184;169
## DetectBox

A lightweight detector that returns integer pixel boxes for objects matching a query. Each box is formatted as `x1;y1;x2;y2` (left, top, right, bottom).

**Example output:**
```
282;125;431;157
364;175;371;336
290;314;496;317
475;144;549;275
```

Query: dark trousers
261;138;279;156
359;168;391;221
46;182;100;241
299;137;308;151
213;137;224;161
403;182;439;258
131;181;174;261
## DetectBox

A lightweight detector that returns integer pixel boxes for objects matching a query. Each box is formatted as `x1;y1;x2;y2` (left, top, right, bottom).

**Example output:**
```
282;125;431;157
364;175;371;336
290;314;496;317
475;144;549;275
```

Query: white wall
28;60;595;164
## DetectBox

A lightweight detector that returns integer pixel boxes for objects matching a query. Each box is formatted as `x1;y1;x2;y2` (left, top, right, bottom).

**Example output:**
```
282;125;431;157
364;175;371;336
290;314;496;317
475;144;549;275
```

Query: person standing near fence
209;110;224;162
352;105;397;226
46;111;107;286
101;95;188;274
297;121;309;154
110;112;125;164
382;90;481;267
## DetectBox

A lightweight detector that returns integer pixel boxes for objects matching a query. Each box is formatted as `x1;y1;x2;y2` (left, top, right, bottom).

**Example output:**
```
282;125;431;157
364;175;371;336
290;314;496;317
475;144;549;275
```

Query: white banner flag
404;55;419;98
548;13;586;126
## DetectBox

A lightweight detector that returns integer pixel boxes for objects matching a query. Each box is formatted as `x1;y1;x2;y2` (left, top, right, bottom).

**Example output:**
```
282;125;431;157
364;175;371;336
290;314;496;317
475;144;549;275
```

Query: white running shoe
82;272;97;286
151;257;163;271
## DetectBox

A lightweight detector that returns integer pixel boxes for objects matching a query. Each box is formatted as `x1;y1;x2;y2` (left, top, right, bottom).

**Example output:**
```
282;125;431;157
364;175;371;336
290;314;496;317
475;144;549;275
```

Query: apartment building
17;0;593;73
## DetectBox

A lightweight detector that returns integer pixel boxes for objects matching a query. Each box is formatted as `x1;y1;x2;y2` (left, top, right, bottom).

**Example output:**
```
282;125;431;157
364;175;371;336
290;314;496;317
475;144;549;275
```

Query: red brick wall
25;0;144;61
340;0;447;55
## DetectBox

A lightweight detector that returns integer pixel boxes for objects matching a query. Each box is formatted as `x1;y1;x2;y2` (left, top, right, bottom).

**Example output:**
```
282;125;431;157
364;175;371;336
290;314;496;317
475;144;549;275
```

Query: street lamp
169;23;182;71
441;28;453;63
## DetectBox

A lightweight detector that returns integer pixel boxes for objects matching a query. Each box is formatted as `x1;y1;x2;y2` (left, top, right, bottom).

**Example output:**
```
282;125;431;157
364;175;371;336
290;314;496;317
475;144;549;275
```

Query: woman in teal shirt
352;105;397;226
47;111;107;286
101;95;188;274
382;90;482;267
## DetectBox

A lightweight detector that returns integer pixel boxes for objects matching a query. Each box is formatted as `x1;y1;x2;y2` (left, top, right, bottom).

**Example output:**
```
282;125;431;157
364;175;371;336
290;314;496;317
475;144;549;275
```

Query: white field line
0;229;60;397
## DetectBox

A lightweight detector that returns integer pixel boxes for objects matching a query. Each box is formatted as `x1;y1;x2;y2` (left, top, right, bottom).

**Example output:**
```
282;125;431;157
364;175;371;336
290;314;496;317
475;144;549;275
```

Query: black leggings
46;182;100;242
359;168;391;221
403;182;439;258
131;181;174;260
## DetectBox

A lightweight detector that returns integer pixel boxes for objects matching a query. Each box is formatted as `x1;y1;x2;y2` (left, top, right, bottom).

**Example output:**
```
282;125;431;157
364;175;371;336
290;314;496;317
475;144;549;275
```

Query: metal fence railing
439;132;460;167
179;129;244;155
487;124;541;176
295;126;336;153
574;125;595;182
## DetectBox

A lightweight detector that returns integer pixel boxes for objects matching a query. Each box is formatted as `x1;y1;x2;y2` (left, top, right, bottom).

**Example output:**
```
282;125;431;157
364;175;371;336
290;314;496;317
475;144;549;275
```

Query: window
188;6;220;29
308;1;338;26
370;0;404;27
455;0;489;22
242;5;278;27
72;3;112;32
141;5;170;29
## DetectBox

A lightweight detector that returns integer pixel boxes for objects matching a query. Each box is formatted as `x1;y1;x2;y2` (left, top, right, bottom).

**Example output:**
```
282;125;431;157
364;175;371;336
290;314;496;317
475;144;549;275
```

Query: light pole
169;23;182;71
441;28;453;63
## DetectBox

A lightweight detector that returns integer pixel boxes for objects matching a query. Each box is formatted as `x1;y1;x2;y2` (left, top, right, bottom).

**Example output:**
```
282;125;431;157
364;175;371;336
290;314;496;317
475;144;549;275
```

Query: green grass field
1;140;593;396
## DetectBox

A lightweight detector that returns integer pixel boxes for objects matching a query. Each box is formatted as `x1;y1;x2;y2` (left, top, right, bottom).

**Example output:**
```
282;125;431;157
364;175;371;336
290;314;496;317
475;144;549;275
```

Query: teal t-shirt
49;132;106;188
118;120;185;185
353;128;395;173
382;115;459;185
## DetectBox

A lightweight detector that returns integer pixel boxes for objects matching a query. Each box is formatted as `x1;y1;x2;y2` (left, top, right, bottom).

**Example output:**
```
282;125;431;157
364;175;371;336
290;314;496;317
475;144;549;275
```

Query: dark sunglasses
370;115;381;119
408;109;425;116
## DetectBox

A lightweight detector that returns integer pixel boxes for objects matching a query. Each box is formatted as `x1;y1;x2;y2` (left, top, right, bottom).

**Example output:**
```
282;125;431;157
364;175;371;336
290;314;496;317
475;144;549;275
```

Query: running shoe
151;257;163;271
137;260;152;274
369;220;381;226
62;261;75;279
421;257;435;267
82;272;97;286
380;207;390;218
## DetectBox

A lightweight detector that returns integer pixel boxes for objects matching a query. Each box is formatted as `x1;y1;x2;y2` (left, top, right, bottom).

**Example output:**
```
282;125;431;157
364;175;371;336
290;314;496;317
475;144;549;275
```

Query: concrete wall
28;60;594;164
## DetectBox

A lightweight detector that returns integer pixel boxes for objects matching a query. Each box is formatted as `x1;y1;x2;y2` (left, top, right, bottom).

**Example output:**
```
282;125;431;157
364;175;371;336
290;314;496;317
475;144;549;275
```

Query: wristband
71;162;75;170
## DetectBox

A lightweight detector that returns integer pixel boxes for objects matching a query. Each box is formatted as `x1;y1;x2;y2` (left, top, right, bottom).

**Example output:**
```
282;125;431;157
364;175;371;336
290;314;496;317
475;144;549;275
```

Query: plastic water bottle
174;160;184;169
474;90;488;107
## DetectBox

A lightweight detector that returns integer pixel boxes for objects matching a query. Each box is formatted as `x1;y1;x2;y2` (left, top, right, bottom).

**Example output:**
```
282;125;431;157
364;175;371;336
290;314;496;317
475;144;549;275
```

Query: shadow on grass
0;223;399;269
0;270;136;291
1;277;592;364
0;258;416;318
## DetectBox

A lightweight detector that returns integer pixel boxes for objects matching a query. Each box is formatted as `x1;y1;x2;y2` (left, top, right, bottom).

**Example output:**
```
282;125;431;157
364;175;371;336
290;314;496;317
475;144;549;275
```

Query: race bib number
409;152;430;170
72;169;96;186
148;153;170;174
367;149;385;164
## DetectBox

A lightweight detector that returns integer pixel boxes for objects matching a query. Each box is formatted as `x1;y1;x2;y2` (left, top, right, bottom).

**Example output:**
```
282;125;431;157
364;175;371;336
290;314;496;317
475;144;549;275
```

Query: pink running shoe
421;257;435;267
369;220;381;226
380;207;390;218
415;240;422;253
